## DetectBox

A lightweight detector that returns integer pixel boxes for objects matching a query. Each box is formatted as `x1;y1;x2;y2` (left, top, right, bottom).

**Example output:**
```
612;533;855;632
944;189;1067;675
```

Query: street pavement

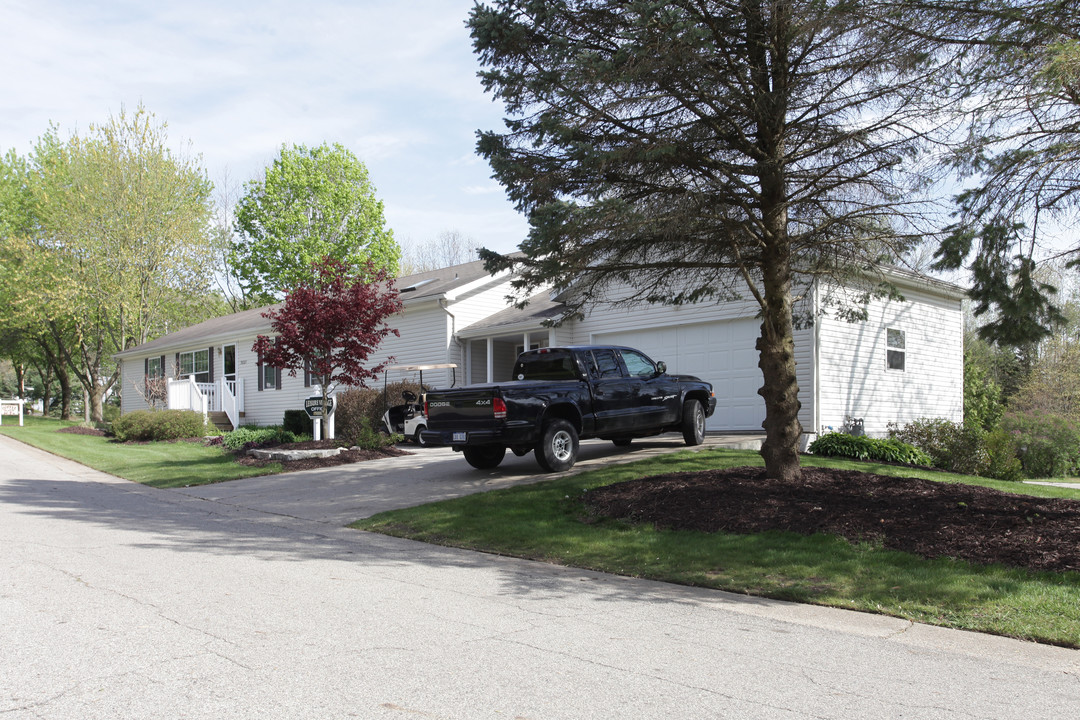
2;432;1079;719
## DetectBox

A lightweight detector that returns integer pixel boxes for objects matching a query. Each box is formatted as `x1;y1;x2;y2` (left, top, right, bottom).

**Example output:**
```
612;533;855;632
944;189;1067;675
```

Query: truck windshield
512;350;580;381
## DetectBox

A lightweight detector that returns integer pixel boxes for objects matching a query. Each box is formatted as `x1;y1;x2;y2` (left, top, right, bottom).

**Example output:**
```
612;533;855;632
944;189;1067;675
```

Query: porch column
486;338;494;383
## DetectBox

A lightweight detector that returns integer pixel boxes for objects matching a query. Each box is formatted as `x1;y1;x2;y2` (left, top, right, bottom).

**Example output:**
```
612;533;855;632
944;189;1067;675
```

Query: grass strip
0;416;281;488
353;448;1080;647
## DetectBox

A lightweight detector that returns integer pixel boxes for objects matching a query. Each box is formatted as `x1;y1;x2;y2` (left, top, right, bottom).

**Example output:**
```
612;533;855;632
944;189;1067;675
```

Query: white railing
167;376;207;419
217;378;244;429
168;377;245;427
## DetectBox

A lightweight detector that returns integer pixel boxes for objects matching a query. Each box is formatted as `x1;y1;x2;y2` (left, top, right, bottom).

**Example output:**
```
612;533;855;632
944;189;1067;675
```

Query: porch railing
167;377;244;428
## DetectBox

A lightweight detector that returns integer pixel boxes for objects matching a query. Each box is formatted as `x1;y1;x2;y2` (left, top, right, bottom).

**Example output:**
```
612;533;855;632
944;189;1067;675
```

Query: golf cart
380;363;457;446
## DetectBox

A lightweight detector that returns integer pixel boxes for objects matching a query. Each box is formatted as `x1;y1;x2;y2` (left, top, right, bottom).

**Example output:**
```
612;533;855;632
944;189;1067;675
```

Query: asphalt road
2;433;1079;719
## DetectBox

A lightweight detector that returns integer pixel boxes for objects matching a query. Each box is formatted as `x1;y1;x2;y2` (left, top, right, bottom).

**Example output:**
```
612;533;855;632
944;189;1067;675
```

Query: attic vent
401;278;437;293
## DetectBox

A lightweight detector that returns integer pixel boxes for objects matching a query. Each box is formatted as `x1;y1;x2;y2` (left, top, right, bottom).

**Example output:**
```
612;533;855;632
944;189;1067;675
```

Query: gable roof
115;258;504;360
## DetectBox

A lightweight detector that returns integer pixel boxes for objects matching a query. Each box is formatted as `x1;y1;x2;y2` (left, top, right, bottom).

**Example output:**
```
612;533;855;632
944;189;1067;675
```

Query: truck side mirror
656;361;667;375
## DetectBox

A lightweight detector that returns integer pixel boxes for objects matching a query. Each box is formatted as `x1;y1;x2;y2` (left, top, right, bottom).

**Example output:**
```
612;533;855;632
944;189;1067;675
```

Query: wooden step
208;411;233;433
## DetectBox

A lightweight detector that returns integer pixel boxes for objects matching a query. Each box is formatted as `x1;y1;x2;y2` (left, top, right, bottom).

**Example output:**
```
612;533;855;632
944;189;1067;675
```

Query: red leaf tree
252;256;403;437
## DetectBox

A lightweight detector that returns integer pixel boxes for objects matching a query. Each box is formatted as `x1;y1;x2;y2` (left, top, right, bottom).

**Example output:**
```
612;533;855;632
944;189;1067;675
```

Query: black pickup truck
420;346;717;472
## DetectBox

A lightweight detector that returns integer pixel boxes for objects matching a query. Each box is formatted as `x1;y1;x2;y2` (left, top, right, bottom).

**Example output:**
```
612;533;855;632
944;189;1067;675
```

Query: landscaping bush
221;425;307;451
1000;410;1080;479
335;381;426;446
982;428;1024;482
888;418;993;476
808;432;932;466
112;410;211;442
283;409;310;436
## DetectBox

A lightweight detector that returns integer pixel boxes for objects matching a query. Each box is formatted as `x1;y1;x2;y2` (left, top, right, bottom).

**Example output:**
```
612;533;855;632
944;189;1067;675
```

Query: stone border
249;447;346;462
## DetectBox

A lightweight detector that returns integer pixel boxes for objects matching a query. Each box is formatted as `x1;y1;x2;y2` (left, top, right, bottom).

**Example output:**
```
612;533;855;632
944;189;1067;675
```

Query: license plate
453;432;467;443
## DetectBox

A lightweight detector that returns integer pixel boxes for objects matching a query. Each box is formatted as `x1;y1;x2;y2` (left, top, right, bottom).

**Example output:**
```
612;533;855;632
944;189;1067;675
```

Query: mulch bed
57;426;107;436
233;439;409;472
583;466;1080;574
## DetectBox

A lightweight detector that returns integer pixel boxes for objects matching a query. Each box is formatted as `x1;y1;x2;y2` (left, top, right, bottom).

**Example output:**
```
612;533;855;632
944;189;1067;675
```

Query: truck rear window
513;351;580;381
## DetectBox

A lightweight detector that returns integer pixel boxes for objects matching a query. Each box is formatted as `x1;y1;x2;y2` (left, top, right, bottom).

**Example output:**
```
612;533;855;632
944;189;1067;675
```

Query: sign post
303;395;336;441
0;399;25;427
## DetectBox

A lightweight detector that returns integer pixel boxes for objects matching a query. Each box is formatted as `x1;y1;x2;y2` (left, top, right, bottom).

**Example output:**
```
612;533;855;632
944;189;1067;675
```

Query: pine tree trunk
756;243;803;482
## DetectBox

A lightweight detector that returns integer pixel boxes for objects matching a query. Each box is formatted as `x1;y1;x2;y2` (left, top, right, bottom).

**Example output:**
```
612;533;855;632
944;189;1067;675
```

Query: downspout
439;298;461;388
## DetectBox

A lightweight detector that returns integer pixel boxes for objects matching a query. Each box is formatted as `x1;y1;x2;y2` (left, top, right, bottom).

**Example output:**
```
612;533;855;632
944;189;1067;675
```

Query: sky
0;0;530;255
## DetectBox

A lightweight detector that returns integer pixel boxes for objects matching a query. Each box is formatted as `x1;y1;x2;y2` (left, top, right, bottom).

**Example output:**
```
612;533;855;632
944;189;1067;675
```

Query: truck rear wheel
682;398;705;446
536;419;578;472
463;445;506;469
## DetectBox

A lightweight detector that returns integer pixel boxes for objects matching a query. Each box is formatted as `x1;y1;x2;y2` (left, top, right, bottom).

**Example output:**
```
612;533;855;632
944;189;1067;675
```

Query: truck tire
681;398;705;446
611;438;633;447
536;419;578;472
413;425;427;446
463;445;506;469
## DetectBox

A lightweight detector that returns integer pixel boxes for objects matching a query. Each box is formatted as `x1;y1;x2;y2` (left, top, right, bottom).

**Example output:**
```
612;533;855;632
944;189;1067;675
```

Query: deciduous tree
232;143;400;298
469;0;964;480
253;257;403;437
9;106;216;422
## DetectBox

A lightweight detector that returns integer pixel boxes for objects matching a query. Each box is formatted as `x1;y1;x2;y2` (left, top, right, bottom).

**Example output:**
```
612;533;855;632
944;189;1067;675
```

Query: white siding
120;357;153;414
367;301;456;389
813;283;964;436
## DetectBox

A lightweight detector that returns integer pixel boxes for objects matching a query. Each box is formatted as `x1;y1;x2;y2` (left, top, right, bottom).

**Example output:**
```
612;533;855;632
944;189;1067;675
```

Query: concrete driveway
177;434;764;525
3;433;1079;719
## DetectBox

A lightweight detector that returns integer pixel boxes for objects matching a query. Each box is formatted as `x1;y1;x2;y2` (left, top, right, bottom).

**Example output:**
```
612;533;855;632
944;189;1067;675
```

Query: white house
115;259;966;441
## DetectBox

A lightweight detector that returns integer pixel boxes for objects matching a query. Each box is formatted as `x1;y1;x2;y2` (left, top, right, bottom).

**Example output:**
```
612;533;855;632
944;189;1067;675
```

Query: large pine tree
469;0;964;480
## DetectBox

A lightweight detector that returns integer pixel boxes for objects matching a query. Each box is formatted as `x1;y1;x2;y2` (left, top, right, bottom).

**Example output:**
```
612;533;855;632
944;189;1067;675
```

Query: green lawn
354;447;1080;648
0;416;281;488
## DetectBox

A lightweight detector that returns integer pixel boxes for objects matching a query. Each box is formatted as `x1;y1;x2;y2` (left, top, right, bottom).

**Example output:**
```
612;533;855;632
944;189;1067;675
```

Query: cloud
0;0;524;251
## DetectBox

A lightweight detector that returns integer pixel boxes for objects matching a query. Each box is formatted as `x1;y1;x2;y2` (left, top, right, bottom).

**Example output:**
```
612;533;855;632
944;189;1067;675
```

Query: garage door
593;319;764;431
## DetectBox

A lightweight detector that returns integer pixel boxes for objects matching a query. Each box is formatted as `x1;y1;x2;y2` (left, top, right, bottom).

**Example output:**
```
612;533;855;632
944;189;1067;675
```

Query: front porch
167;376;245;431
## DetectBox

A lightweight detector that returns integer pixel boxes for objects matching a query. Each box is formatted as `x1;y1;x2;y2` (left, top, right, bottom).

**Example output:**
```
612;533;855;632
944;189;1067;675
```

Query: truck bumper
420;424;538;450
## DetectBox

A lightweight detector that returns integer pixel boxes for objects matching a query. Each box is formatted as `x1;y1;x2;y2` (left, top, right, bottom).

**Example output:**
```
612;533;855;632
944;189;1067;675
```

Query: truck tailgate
426;388;502;428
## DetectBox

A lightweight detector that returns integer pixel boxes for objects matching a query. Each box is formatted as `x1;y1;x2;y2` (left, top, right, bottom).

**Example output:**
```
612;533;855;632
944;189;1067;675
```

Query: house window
887;328;906;371
147;356;163;378
178;349;210;382
262;362;279;390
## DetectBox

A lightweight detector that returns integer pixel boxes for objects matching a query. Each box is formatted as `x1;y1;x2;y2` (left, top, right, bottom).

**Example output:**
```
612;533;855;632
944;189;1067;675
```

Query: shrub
283;409;310;436
353;417;398;450
808;432;932;466
221;425;307;451
1000;411;1080;479
982;428;1024;482
888;418;993;476
112;410;211;442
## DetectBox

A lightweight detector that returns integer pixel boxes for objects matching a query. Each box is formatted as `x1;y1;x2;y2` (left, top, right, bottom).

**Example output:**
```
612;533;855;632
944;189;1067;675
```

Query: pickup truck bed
422;346;716;472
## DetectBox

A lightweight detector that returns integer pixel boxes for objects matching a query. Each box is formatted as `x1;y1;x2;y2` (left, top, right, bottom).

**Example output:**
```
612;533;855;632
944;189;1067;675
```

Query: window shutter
304;359;311;388
257;350;264;391
175;352;180;378
144;358;149;376
160;355;166;377
207;347;214;383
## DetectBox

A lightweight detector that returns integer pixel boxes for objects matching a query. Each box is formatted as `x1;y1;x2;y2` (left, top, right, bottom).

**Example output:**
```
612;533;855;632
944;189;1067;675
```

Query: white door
593;318;764;431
